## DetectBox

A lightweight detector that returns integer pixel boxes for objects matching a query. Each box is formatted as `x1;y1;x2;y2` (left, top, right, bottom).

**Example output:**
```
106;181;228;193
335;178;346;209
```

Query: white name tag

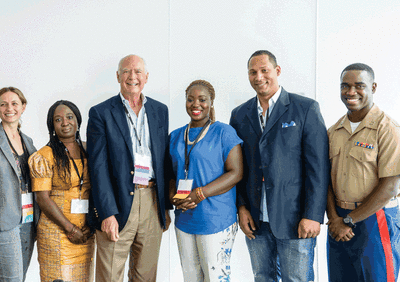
133;153;151;185
71;199;89;214
21;193;34;224
174;179;193;199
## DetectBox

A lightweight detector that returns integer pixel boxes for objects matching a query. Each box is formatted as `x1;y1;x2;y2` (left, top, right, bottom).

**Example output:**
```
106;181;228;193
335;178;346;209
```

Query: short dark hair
341;63;375;81
247;50;277;68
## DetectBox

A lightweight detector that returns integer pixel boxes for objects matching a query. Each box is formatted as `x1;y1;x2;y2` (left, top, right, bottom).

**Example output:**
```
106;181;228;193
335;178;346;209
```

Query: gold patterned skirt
36;188;95;282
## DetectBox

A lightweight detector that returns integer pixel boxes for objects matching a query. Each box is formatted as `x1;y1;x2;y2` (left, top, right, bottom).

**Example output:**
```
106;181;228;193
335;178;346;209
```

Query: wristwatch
343;215;356;228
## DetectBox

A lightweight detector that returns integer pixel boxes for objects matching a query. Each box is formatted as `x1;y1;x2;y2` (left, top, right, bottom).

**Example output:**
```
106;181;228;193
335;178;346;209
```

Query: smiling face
248;54;281;100
117;55;148;98
0;91;26;126
53;104;78;142
186;86;212;128
340;70;376;122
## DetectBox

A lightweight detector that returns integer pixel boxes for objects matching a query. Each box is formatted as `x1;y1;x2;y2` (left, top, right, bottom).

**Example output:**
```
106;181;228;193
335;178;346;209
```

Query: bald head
118;54;148;74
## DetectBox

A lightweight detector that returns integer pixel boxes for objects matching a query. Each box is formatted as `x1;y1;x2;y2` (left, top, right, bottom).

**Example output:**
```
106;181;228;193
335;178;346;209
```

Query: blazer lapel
245;97;262;138
0;123;19;177
263;88;290;135
144;100;158;160
110;95;134;159
20;132;35;155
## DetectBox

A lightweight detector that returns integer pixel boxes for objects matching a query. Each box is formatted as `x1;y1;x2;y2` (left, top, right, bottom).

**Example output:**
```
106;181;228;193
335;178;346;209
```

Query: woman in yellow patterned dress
28;100;94;282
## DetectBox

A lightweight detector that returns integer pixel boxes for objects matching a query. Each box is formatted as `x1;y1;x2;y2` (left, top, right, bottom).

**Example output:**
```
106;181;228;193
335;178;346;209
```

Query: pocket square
282;121;296;128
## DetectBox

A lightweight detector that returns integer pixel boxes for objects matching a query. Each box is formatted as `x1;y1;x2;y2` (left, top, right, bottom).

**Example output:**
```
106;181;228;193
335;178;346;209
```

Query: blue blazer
230;88;330;239
87;94;170;231
0;123;38;231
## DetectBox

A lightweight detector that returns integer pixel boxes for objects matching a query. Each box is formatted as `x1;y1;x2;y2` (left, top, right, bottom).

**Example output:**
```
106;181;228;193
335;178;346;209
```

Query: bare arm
349;175;399;223
326;185;354;242
174;144;243;209
202;144;243;197
35;191;89;244
238;205;256;240
327;176;399;242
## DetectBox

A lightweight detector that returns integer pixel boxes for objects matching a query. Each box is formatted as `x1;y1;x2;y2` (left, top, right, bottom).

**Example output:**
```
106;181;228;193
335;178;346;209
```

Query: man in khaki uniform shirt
326;63;400;282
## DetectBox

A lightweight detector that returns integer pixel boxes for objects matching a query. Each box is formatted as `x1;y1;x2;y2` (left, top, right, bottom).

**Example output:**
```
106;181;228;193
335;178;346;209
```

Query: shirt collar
257;86;282;115
335;104;381;133
119;92;147;107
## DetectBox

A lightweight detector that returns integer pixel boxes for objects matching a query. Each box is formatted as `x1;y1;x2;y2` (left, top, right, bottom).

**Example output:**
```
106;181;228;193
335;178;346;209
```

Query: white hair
117;54;148;73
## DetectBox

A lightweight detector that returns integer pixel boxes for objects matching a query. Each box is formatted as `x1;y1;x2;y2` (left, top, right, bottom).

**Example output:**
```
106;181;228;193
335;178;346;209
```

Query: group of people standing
0;50;398;282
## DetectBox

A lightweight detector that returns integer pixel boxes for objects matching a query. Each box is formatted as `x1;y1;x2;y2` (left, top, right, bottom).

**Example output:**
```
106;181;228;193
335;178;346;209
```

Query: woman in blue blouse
169;80;243;282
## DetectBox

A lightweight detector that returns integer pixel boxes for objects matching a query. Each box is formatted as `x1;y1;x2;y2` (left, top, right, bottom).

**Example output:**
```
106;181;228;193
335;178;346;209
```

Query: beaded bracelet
195;187;206;201
67;224;78;240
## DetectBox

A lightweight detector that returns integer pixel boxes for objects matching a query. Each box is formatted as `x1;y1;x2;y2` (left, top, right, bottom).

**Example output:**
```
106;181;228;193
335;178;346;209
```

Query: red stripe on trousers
376;209;395;282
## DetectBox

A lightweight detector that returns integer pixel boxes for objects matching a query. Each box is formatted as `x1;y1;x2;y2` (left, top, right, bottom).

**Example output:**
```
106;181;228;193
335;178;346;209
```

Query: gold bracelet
195;187;206;201
67;224;78;239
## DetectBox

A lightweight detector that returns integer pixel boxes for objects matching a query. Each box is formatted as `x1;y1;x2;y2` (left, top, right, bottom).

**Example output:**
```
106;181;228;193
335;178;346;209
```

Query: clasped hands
327;217;355;242
171;189;202;212
66;225;92;244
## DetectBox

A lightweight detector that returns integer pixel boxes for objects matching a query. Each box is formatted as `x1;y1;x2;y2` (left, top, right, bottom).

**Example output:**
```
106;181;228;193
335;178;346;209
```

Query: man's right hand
101;215;119;242
238;206;256;240
327;217;355;242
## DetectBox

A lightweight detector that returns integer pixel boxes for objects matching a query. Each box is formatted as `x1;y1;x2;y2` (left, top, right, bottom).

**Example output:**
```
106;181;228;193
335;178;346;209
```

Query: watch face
344;217;350;223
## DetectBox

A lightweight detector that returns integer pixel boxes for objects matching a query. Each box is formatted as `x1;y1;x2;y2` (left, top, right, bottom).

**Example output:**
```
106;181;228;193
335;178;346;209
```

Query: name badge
133;153;151;185
71;199;89;214
174;179;193;199
21;192;34;224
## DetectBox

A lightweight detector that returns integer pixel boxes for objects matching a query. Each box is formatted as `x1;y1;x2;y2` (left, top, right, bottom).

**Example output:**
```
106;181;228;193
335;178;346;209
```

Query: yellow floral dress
29;146;94;282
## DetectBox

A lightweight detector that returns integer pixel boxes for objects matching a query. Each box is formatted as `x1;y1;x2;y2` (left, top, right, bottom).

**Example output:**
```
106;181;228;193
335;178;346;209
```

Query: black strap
4;130;30;191
259;107;269;131
122;102;142;147
66;147;85;195
4;130;29;157
184;119;211;179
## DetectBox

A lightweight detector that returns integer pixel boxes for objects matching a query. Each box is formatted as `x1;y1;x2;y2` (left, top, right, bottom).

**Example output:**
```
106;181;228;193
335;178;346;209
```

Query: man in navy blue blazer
230;50;330;281
87;54;171;282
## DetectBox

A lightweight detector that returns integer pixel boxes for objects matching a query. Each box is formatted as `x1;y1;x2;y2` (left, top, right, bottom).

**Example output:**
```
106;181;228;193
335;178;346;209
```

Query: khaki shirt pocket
349;147;378;179
329;146;340;160
329;146;341;180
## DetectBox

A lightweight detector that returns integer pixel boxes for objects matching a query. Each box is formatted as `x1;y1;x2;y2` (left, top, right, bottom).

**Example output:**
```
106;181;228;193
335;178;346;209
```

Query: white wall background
1;0;399;281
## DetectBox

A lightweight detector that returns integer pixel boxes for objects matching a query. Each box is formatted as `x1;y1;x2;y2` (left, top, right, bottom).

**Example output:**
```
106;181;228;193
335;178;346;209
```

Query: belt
135;179;156;190
336;196;399;210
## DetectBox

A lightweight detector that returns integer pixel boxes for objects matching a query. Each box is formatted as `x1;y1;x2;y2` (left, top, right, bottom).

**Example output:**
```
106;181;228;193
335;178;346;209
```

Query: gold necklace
184;121;212;145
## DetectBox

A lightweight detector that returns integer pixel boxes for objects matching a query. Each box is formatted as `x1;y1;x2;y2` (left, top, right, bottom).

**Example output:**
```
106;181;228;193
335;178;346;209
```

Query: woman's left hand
172;189;200;212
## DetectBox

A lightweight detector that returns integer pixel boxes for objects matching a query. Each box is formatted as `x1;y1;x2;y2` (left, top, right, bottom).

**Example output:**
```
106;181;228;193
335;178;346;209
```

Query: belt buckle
135;184;147;190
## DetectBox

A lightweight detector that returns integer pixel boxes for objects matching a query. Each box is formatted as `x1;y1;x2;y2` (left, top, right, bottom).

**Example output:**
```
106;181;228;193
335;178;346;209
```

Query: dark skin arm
326;185;354;242
238;205;256;240
172;144;243;211
327;175;400;242
35;191;90;244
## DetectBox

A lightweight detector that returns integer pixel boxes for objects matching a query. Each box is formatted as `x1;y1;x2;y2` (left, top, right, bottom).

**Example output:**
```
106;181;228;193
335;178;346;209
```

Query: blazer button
130;192;134;196
131;171;134;175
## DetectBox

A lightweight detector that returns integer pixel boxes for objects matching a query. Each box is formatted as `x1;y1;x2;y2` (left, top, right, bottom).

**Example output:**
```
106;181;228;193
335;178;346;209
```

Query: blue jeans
246;222;316;282
0;223;35;282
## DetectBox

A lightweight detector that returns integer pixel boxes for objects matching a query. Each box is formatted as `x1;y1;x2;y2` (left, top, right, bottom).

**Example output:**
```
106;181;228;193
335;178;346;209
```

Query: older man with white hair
87;54;171;282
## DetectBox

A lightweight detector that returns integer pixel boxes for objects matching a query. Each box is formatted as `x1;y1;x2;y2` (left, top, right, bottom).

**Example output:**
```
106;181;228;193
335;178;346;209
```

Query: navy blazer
0;123;38;231
87;94;170;231
230;88;330;239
